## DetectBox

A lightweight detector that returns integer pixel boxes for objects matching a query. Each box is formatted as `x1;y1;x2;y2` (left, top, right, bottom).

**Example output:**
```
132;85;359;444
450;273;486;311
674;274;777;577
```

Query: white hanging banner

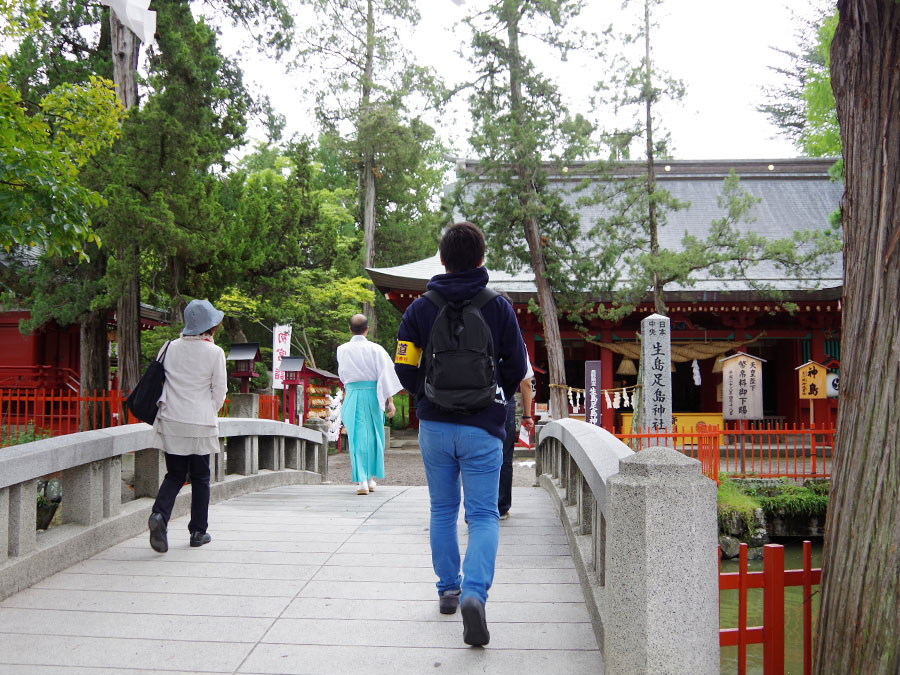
272;324;292;390
101;0;156;45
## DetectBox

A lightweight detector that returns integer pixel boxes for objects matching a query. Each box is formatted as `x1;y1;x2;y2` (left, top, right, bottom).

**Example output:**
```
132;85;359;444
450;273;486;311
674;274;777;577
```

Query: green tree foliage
294;0;445;337
453;0;601;417
0;2;124;257
758;6;840;160
590;0;841;320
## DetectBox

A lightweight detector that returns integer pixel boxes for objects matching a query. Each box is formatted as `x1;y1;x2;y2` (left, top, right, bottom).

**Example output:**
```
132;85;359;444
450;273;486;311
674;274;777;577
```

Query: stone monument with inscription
641;313;673;432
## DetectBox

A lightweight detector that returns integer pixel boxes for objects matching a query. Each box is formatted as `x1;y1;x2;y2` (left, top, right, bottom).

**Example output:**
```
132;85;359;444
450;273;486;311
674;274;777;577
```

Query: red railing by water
616;425;833;482
720;541;821;675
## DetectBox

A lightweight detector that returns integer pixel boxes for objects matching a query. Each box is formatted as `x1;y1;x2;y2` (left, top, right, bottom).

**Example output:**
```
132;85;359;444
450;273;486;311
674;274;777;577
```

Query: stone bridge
0;419;719;674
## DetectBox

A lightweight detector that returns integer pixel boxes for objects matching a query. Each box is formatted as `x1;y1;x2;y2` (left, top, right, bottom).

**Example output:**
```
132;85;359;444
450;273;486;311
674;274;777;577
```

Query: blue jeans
418;419;502;605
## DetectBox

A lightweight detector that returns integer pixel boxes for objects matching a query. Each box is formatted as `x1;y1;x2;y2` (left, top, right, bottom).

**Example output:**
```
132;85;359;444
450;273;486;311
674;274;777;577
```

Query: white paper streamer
604;390;613;409
613;391;621;409
621;388;630;408
692;359;702;386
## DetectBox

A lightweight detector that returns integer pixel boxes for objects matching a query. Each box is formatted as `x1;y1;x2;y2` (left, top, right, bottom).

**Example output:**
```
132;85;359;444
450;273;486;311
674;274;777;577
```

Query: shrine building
367;158;843;433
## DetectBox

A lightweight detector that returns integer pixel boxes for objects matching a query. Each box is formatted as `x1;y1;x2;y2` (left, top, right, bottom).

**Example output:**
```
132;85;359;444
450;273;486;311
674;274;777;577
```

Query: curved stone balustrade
536;418;720;674
0;419;326;601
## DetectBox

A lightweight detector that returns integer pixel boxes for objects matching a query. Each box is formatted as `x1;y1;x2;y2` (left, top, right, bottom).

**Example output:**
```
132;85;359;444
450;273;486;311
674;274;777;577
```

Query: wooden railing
0;389;136;445
616;424;833;482
720;541;821;674
258;394;281;421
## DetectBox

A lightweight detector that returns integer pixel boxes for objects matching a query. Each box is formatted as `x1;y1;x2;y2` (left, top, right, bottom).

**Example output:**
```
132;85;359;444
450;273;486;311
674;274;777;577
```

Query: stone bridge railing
0;418;327;601
536;418;720;674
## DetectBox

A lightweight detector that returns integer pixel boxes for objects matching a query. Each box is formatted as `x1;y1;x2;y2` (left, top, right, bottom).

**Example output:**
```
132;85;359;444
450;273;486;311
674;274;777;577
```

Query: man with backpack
394;222;527;647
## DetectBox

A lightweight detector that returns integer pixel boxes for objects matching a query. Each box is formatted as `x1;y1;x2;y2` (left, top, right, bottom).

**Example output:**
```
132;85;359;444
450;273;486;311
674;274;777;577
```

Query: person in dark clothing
394;222;527;647
498;366;535;519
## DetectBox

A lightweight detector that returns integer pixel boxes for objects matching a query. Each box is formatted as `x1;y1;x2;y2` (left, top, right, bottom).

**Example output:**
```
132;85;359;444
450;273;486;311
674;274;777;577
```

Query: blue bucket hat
182;299;224;336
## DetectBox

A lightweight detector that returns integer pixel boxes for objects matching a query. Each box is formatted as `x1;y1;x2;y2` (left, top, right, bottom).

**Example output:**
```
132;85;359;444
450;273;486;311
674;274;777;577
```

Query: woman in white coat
147;299;227;553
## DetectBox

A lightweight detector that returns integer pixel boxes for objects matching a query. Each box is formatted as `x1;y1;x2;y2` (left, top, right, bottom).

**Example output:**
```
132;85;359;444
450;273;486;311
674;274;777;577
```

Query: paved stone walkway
0;484;604;674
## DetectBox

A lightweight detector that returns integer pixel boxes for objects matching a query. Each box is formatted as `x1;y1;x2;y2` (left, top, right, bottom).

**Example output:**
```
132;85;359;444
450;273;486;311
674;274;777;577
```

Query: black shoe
439;589;461;615
190;531;212;548
148;513;168;553
461;596;490;646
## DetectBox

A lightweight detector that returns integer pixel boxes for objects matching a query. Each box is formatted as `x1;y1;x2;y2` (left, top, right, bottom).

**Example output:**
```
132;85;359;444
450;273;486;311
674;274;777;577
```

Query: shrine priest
337;314;403;494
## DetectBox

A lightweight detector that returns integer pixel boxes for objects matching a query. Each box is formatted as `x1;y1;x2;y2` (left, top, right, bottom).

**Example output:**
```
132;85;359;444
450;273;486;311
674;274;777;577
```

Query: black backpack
422;287;499;414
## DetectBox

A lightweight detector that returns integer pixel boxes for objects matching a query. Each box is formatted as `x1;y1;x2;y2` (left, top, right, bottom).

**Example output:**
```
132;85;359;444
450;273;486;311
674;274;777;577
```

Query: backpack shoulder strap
422;289;446;309
158;340;172;364
470;287;499;310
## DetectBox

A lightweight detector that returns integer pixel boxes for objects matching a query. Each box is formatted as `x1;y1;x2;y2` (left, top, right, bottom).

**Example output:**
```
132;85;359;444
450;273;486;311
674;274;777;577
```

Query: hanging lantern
616;357;637;376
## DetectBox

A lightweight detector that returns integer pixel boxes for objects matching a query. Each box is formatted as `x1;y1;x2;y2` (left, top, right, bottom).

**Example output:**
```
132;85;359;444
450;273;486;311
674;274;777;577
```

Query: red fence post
738;543;748;675
763;544;786;674
803;541;813;675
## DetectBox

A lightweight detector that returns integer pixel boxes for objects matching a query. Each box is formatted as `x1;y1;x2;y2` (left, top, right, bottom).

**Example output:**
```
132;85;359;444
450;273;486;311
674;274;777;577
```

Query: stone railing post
6;481;36;558
0;487;8;563
606;446;719;674
133;448;164;499
62;460;105;525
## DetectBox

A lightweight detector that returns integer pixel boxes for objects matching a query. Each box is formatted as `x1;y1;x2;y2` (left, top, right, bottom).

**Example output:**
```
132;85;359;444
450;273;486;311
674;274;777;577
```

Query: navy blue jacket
394;266;528;440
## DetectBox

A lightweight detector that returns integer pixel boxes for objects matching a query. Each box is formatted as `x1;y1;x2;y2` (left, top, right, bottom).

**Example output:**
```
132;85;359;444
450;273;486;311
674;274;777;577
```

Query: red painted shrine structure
367;159;842;433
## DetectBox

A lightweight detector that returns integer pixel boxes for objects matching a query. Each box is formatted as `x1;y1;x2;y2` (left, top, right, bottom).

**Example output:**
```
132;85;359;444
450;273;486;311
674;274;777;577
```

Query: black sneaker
190;531;212;548
439;589;461;615
148;513;168;553
461;596;490;646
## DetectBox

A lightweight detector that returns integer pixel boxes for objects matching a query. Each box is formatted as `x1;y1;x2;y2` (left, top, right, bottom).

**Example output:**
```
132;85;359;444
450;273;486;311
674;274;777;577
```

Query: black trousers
152;453;211;534
498;401;517;516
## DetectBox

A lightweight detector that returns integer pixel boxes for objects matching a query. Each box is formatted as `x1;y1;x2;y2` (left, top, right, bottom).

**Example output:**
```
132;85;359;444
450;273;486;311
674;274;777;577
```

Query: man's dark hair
439;222;485;273
350;314;368;335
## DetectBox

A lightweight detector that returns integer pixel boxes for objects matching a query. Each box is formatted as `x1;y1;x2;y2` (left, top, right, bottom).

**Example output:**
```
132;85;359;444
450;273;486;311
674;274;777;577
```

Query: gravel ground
327;448;539;488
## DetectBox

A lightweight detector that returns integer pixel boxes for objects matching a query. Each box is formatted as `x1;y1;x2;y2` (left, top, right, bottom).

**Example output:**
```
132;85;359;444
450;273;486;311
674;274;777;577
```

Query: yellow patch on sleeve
395;340;422;366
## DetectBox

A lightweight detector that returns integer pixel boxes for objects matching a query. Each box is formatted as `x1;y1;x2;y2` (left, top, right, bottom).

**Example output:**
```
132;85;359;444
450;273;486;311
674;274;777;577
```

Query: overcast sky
220;0;827;161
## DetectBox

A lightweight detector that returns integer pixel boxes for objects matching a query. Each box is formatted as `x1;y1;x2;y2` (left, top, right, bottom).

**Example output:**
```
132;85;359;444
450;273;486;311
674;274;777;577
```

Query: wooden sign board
796;361;827;400
721;352;765;421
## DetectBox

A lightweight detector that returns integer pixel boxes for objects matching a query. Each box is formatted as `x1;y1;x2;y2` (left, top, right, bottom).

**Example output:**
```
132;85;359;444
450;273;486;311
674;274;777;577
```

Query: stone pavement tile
64;559;318;585
94;546;332;566
315;563;579;585
36;570;310;595
262;616;598;650
324;553;434;567
238;644;604;675
0;634;252;672
114;530;351;546
295;580;585;603
496;554;577;569
0;606;273;643
108;537;344;555
6;586;290;617
334;541;573;556
0;668;206;675
282;597;594;623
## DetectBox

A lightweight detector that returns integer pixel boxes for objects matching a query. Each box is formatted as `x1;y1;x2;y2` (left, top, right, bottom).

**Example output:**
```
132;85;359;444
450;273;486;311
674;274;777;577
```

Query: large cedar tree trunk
110;11;142;392
505;7;568;419
359;0;378;338
814;2;900;672
80;309;110;430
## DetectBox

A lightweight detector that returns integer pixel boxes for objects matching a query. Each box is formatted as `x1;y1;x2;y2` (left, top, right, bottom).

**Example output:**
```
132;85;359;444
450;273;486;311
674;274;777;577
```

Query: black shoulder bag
125;341;171;424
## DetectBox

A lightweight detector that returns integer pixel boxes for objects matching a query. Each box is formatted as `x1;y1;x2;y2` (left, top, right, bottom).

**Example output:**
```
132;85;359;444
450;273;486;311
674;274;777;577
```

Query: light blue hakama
343;381;385;482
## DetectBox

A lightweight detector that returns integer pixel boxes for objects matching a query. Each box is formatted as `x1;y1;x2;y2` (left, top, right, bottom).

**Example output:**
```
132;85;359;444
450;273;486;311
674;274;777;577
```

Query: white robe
336;335;403;407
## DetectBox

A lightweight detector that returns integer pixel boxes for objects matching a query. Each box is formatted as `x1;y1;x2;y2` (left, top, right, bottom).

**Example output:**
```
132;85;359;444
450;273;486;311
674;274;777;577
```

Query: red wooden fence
617;425;833;483
258;394;281;421
0;389;236;446
720;541;821;674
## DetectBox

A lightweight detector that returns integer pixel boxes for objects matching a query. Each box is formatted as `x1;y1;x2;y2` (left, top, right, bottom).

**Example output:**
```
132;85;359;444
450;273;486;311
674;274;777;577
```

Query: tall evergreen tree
295;0;444;337
454;0;600;419
814;1;900;671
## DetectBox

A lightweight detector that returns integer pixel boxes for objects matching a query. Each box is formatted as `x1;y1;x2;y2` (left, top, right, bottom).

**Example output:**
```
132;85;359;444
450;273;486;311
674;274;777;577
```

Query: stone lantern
280;356;305;425
226;343;262;394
